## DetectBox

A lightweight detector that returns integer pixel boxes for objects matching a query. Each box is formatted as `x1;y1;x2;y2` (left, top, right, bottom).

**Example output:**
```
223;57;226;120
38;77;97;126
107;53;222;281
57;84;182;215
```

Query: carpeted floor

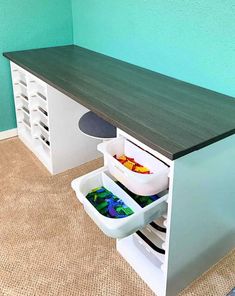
0;138;234;296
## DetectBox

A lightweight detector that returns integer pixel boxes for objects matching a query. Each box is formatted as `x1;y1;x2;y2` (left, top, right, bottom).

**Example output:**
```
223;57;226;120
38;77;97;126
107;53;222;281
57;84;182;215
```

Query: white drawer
71;167;168;238
15;93;29;107
98;137;169;196
38;105;48;118
38;133;50;148
30;92;48;112
14;83;28;98
12;69;27;88
38;119;49;133
133;231;165;265
16;109;30;127
147;222;166;242
140;227;165;250
15;99;30;115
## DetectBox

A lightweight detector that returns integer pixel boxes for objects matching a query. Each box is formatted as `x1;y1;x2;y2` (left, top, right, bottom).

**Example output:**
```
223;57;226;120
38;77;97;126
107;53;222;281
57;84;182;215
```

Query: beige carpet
0;138;234;296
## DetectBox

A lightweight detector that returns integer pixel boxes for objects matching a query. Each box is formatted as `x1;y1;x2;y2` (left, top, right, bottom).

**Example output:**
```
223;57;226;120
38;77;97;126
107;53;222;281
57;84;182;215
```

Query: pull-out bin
133;230;165;266
98;137;169;195
72;167;168;238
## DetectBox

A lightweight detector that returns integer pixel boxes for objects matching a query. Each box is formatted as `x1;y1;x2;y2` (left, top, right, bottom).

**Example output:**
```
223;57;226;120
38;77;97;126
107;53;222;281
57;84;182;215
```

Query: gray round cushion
79;111;116;139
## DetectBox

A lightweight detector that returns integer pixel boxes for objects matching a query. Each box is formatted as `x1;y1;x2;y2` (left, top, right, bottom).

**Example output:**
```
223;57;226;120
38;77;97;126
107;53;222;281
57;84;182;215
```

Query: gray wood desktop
4;45;235;160
4;46;235;296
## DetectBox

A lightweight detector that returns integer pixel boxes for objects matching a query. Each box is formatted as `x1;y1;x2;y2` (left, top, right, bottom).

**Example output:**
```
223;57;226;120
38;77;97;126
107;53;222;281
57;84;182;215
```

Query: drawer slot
38;106;48;117
19;80;27;87
141;226;166;249
16;93;29;104
133;232;165;266
32;121;50;141
40;127;49;141
13;70;27;88
39;134;50;147
37;91;47;102
98;137;169;196
15;95;29;112
22;106;30;115
147;222;167;242
39;120;49;132
31;93;47;111
14;83;28;98
22;118;31;129
136;230;165;255
17;110;30;126
72;167;168;238
150;221;166;233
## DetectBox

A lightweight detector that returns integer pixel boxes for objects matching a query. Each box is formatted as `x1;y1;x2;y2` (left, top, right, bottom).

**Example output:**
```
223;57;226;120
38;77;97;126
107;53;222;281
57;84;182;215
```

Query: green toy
86;186;134;218
116;182;160;207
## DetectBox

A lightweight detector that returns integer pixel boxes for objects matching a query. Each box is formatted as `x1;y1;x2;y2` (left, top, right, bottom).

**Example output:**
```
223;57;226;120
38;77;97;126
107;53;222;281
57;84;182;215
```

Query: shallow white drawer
37;105;48;118
13;71;27;88
71;167;168;238
141;227;165;249
14;83;28;98
17;110;30;127
30;93;48;112
98;137;169;196
38;133;50;148
147;222;166;242
133;231;165;265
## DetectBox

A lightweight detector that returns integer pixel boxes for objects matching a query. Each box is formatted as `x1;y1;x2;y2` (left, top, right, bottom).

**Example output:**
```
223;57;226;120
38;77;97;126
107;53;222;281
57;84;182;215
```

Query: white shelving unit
10;62;101;174
115;129;171;296
72;128;235;296
72;128;172;295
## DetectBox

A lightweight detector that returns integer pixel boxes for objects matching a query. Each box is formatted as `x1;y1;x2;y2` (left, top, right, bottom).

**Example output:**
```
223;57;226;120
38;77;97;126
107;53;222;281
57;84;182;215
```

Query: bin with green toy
71;167;168;239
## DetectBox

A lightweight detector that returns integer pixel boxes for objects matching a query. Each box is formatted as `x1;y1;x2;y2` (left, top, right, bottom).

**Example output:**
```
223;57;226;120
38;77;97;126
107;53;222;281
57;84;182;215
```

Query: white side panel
47;85;101;174
166;135;235;296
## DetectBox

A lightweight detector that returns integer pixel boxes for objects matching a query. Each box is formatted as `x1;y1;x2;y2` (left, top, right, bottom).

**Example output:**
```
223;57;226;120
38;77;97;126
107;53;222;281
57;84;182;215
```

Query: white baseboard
0;128;18;141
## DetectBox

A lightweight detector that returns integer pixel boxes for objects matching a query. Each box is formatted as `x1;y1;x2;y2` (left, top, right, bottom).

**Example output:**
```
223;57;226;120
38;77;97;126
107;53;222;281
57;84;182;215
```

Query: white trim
0;128;18;141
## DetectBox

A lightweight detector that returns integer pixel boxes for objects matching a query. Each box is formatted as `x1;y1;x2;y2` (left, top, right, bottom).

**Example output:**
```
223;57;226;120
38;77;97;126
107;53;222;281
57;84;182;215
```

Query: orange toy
114;154;151;174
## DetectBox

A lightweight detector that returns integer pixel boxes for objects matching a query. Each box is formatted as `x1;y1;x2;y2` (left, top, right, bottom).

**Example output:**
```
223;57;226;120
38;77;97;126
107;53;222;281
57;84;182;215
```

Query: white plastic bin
98;137;169;195
133;230;165;266
140;227;165;250
71;167;168;238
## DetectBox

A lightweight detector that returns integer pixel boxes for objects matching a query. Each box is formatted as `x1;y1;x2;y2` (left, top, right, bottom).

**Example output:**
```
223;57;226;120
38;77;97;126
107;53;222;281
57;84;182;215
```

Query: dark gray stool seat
79;111;116;139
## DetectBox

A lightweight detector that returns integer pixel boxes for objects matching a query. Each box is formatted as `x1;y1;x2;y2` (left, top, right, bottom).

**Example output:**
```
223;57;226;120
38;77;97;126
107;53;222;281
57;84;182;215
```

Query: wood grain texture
3;45;235;160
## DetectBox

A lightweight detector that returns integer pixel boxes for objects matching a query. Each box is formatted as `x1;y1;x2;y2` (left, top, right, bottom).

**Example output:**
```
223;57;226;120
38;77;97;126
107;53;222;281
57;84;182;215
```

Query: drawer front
12;67;27;88
133;231;165;265
98;137;169;196
38;132;50;148
16;109;30;127
30;93;48;112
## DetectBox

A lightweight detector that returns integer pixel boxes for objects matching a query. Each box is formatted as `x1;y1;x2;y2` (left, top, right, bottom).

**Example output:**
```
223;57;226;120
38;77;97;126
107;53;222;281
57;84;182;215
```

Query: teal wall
0;0;73;132
2;1;235;132
72;0;235;98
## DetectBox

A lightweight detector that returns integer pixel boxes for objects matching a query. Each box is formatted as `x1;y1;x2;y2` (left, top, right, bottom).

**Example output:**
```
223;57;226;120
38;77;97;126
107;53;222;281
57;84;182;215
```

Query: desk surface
4;45;235;160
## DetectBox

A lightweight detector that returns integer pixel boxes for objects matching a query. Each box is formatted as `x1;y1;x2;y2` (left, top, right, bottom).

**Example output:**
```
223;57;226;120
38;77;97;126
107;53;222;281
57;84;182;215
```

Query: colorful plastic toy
114;154;151;174
86;186;134;218
116;182;160;208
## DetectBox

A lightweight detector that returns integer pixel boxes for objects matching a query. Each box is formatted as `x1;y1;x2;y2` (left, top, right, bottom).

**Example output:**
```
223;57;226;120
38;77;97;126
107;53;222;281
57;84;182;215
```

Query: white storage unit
72;128;172;295
10;62;101;174
72;128;235;296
